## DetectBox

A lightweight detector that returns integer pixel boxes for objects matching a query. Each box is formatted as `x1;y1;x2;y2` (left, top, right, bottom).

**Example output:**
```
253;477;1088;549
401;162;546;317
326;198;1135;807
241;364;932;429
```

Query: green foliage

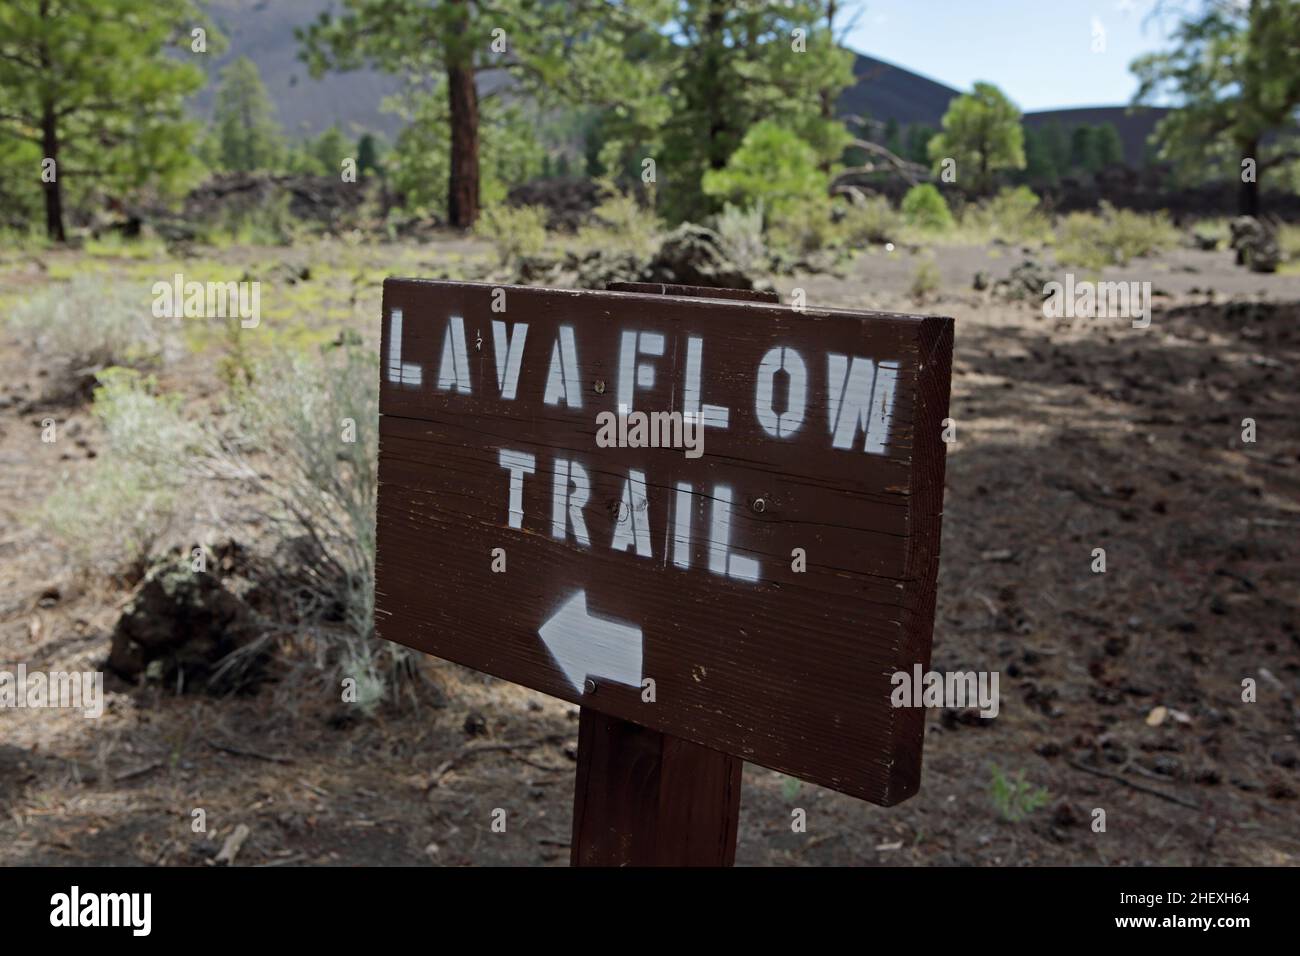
928;81;1026;194
1021;125;1058;183
0;137;44;230
1036;121;1071;180
207;56;284;173
908;256;941;302
713;202;769;274
883;118;904;158
576;183;663;258
768;194;837;256
988;764;1050;823
1070;125;1098;173
388;93;543;217
1022;121;1123;181
312;126;351;177
387;91;449;214
1279;222;1300;265
39;344;388;674
199;190;297;247
962;186;1050;244
660;1;853;221
839;195;902;246
701;122;828;224
1055;202;1178;269
356;133;385;178
904;124;938;165
298;0;635;225
1094;123;1125;168
477;204;549;265
0;0;213;238
780;775;802;801
233;344;381;645
37;368;195;577
1131;0;1300;202
8;276;171;384
901;183;954;231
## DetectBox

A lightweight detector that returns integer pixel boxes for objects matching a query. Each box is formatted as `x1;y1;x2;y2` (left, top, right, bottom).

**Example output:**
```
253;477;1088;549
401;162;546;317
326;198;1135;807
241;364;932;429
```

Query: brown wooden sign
375;279;952;805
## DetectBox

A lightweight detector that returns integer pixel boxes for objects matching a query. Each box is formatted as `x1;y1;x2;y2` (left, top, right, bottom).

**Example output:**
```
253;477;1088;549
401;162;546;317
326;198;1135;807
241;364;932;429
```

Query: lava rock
643;224;755;290
108;559;264;691
1229;216;1280;273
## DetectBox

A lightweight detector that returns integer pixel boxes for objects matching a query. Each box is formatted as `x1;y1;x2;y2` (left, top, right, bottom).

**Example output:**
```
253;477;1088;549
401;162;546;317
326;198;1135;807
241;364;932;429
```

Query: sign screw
752;497;766;513
594;380;606;394
584;678;597;694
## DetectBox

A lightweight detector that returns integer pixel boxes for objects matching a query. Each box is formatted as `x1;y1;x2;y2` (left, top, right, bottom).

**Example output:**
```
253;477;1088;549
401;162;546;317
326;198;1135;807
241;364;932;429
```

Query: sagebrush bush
39;463;179;583
227;344;379;644
38;344;408;705
713;202;768;273
901;183;954;231
838;194;901;246
963;186;1050;244
36;369;196;579
909;256;942;302
477;203;549;264
8;276;173;384
201;190;298;247
576;184;663;258
1055;202;1178;269
767;193;838;255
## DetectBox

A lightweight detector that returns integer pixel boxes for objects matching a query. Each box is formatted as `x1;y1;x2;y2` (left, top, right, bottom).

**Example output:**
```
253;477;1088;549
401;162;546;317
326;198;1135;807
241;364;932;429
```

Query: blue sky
841;0;1180;112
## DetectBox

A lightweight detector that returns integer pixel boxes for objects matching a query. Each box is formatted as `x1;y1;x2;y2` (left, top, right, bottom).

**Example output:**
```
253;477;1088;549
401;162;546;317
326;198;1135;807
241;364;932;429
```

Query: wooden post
566;281;777;868
570;708;742;866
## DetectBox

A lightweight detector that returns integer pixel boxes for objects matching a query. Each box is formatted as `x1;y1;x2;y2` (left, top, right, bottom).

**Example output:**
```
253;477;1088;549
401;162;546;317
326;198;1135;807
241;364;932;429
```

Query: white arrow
538;590;643;693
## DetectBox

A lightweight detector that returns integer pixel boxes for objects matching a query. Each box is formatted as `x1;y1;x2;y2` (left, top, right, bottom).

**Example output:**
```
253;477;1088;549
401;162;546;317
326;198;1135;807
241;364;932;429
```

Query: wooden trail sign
375;279;953;810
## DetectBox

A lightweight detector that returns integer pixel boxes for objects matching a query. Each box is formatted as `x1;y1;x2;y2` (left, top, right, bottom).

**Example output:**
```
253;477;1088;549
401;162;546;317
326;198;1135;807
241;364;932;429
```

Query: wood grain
570;708;741;866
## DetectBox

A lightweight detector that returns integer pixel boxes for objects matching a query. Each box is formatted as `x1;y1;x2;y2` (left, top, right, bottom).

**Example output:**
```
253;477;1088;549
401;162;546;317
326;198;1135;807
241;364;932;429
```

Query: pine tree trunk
446;61;480;228
41;103;66;243
704;0;729;171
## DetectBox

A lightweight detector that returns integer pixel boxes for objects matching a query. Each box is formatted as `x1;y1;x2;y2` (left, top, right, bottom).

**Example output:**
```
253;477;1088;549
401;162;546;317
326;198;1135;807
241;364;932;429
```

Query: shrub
767;193;838;255
38;463;179;584
8;276;173;388
225;344;408;701
838;194;901;246
901;183;954;231
963;186;1050;244
1189;217;1229;251
37;344;409;705
227;344;379;644
702;121;828;224
36;368;198;579
713;202;768;274
201;190;297;247
909;257;942;302
576;183;663;259
477;203;549;265
1055;202;1178;269
988;764;1050;822
1277;222;1300;265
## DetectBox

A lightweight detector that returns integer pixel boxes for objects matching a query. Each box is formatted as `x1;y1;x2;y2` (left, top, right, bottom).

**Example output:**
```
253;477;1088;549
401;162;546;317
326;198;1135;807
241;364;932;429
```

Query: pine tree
211;57;284;173
0;0;210;240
